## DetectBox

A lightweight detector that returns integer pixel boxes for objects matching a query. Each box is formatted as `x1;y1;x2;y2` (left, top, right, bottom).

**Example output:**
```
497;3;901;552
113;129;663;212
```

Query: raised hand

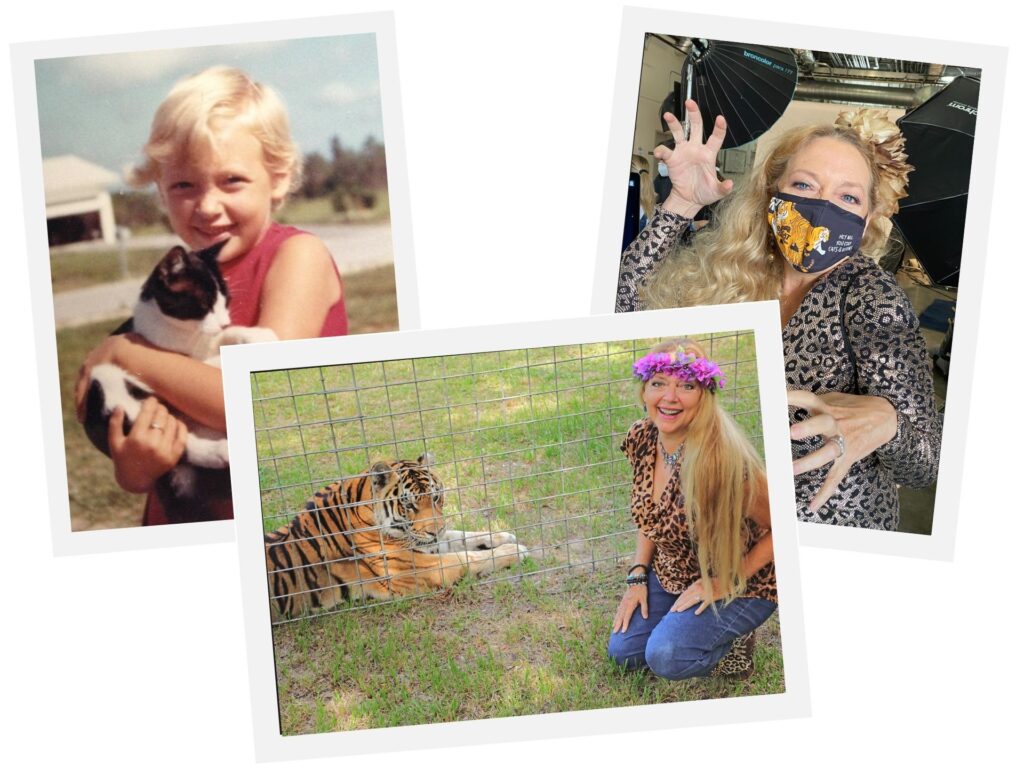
654;99;734;219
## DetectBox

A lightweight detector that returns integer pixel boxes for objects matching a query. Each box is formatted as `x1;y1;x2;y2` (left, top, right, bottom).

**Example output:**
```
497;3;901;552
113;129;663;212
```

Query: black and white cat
83;240;276;523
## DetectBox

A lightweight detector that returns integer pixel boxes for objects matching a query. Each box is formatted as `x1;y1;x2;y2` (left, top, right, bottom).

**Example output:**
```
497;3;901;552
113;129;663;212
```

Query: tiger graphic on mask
768;197;831;269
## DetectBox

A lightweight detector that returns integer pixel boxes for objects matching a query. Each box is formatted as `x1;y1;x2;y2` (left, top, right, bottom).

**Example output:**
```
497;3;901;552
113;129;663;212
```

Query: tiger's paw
486;531;519;549
491;541;529;566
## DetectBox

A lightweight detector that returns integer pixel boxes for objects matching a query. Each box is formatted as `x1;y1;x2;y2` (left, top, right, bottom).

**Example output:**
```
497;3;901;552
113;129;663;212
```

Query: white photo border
11;12;418;556
593;8;1009;560
222;301;809;760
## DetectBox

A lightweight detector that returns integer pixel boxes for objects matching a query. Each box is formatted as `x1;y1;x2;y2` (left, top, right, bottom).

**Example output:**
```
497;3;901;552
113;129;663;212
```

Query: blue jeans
607;571;777;680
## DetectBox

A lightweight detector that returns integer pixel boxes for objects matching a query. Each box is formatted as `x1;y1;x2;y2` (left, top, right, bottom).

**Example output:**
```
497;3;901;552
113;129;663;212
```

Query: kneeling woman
609;340;776;679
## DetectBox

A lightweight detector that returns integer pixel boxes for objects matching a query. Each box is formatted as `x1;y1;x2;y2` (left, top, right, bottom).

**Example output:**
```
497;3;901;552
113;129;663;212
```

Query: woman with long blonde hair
616;100;940;530
608;339;775;679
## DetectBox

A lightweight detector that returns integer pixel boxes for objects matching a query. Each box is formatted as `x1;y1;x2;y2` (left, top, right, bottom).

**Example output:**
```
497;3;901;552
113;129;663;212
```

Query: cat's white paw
186;435;231;469
219;326;278;347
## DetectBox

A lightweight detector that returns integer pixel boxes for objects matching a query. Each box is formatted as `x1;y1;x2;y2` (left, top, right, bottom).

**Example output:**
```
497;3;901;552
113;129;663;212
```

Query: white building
42;155;120;246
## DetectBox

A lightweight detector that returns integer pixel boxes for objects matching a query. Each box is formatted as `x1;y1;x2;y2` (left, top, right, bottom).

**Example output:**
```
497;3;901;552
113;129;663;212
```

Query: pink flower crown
632;349;726;391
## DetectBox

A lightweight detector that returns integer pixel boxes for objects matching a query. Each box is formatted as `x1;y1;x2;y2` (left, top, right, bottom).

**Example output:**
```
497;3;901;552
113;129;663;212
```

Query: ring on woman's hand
829;434;845;458
150;423;164;431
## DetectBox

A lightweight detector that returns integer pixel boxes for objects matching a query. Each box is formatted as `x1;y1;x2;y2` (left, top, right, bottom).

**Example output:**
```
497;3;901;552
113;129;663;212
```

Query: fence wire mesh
253;333;763;624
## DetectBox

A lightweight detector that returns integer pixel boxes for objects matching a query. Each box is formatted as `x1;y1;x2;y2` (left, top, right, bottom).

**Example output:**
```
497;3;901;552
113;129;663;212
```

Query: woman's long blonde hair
631;153;656;223
642;339;766;604
642;124;896;310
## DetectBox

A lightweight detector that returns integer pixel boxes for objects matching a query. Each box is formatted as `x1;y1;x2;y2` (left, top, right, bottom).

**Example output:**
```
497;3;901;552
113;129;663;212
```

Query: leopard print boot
711;631;756;679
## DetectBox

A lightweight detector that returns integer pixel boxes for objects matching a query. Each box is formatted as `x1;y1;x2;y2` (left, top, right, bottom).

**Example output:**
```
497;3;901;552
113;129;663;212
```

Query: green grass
58;319;146;530
253;334;764;546
254;334;781;734
271;567;785;735
51;247;169;294
276;194;390;226
58;266;399;531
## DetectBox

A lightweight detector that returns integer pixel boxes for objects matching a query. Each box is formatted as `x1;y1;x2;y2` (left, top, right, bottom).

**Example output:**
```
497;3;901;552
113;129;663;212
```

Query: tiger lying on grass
264;454;527;619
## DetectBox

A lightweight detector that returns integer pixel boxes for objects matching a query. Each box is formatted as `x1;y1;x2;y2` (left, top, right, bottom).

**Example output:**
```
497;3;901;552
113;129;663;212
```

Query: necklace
658;439;684;470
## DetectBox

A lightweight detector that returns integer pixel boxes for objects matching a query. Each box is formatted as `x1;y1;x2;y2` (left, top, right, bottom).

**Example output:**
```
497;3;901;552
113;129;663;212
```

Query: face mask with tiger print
767;192;866;273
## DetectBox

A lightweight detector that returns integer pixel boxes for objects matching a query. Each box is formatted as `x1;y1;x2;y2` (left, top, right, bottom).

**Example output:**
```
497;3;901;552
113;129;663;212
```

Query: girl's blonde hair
128;66;302;209
642;338;766;605
630;153;656;223
642;124;897;309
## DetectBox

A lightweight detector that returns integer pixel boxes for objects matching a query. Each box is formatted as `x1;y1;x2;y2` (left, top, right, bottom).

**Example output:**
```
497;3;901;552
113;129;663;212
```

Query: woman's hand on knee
612;585;648;633
788;389;899;512
672;578;722;615
109;398;188;494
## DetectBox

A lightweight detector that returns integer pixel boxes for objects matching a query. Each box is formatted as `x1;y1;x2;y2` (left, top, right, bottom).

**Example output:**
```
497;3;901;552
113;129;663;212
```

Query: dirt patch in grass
270;568;786;735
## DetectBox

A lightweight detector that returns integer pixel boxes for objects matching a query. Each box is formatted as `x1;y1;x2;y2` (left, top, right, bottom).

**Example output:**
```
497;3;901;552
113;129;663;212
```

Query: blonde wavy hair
128;66;302;209
640;339;766;605
642;117;908;309
631;153;656;223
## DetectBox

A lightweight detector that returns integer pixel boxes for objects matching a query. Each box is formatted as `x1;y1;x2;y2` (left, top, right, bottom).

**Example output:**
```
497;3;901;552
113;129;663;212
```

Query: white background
2;1;1020;765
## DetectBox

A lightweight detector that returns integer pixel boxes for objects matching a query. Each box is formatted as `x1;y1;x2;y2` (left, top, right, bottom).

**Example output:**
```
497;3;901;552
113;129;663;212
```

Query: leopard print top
618;207;942;530
621;419;777;601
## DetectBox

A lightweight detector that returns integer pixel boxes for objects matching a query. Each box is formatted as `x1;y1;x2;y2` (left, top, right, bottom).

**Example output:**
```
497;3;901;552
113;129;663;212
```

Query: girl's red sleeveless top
219;221;349;335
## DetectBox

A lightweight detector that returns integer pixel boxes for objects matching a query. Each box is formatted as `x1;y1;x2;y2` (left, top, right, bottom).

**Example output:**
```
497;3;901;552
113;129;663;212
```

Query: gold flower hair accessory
835;108;915;218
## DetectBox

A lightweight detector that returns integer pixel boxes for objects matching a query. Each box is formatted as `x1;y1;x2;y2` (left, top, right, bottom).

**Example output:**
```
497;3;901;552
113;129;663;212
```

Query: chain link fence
253;332;762;623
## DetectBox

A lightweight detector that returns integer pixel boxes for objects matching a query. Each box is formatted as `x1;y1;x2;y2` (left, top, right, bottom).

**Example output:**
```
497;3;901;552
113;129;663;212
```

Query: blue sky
34;34;384;187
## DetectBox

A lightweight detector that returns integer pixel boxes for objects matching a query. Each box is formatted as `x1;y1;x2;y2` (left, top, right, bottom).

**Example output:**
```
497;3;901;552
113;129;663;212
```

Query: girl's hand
788;389;899;513
108;398;188;494
75;335;126;422
74;333;154;422
671;578;722;615
612;584;649;633
655;99;734;219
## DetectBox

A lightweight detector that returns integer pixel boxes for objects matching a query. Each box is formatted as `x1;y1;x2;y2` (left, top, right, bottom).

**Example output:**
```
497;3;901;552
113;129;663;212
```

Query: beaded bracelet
626;563;649;587
625;572;648;587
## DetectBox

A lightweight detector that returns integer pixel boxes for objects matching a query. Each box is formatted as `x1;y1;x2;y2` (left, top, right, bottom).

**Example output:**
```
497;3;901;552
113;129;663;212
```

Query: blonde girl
75;66;349;525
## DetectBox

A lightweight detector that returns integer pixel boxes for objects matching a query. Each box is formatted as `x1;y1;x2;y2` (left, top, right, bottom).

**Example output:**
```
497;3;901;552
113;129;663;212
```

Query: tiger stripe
264;456;446;619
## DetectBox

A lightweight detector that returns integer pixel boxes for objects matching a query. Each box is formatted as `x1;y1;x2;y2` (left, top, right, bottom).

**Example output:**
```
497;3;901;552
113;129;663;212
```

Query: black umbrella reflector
659;83;681;136
894;76;979;287
687;40;798;149
893;198;966;287
898;76;978;204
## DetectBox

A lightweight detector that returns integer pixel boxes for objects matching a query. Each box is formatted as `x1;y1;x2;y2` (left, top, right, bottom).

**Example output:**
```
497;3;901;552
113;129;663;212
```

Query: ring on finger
150;423;164;431
829;434;846;458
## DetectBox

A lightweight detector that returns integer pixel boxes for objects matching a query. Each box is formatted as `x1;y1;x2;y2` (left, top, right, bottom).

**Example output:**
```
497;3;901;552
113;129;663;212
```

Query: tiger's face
768;199;832;267
369;453;446;547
